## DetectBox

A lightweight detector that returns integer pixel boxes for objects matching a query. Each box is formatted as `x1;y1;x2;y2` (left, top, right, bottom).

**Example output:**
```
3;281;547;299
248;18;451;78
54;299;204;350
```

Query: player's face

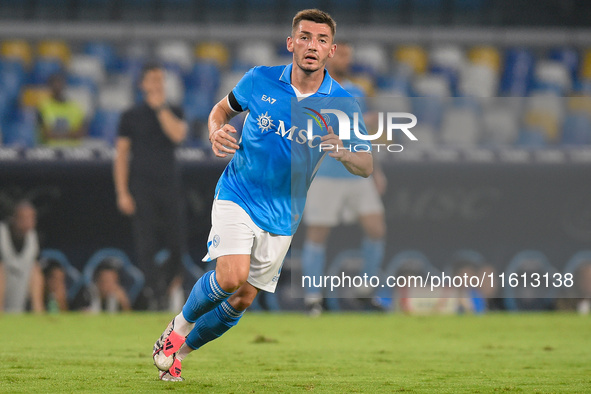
287;20;336;74
141;69;166;97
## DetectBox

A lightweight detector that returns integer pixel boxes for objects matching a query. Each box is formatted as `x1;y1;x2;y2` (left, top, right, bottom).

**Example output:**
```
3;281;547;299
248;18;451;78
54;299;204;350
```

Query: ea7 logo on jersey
261;94;276;104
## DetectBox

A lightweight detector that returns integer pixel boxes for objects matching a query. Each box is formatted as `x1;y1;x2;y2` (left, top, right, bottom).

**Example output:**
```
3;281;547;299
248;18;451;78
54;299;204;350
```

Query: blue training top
215;64;369;236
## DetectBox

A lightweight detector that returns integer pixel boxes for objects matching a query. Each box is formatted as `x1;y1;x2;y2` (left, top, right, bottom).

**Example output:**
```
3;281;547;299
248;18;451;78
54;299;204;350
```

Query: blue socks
362;237;385;278
181;270;232;324
301;241;326;300
185;300;244;350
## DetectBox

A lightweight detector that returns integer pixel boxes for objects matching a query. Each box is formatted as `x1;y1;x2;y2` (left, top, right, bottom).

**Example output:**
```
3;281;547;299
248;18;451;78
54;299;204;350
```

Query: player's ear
328;43;337;58
286;36;294;53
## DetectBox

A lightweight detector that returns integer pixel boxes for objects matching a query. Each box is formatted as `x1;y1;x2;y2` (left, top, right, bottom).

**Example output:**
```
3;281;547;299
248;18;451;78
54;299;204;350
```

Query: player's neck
291;65;325;95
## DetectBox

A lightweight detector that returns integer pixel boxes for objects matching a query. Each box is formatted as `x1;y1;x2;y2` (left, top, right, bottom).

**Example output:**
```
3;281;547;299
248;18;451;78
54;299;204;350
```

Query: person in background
37;73;87;146
41;258;68;312
300;41;387;315
113;61;188;310
89;258;132;313
0;200;44;313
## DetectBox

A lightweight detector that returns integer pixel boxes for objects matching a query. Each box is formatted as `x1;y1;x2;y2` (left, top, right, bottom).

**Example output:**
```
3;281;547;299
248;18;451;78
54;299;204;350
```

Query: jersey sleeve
230;67;255;112
117;110;132;139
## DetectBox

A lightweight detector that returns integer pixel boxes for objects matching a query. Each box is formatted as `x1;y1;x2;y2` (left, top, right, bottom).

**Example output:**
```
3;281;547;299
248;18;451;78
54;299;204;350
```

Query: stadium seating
234;41;277;70
0;35;590;148
468;46;502;73
503;250;558;311
1;40;33;67
37;40;71;65
195;42;230;68
83;41;119;72
2;108;37;147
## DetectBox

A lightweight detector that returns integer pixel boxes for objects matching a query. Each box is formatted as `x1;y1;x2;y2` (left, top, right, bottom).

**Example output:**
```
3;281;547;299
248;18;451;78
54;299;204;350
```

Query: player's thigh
304;177;347;227
205;200;259;289
205;200;257;260
215;254;251;291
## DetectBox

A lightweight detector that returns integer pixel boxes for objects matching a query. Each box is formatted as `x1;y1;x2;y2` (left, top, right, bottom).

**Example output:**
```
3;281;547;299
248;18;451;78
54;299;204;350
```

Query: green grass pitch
0;312;589;392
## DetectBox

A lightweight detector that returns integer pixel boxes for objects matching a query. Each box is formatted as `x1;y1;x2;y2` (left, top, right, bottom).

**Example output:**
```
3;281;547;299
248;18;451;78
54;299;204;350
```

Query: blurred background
1;0;591;314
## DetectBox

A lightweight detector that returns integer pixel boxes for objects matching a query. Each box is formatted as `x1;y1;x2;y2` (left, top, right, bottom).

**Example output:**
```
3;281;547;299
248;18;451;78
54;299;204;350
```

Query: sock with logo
185;300;245;350
180;270;232;328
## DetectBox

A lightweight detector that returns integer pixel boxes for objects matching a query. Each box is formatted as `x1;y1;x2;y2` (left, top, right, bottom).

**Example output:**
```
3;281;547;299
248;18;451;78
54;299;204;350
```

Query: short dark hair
292;9;336;38
11;199;35;217
140;61;163;81
93;257;122;281
42;258;64;277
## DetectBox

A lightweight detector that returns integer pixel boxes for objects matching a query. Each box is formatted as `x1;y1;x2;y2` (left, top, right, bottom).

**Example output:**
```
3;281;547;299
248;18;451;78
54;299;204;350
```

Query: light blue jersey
215;64;368;236
316;79;368;179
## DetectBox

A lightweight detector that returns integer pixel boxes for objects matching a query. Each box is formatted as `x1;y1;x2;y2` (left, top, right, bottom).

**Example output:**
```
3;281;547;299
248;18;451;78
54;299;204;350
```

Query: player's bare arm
321;126;373;177
208;96;241;158
29;262;45;313
113;137;136;216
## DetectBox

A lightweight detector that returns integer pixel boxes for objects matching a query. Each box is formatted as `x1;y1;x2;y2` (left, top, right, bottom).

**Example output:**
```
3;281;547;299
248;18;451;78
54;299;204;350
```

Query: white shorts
304;176;384;226
202;199;292;293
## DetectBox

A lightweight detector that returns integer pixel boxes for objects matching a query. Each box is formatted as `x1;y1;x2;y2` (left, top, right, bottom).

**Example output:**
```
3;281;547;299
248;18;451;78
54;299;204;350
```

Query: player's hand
117;192;136;216
210;124;240;158
320;126;349;161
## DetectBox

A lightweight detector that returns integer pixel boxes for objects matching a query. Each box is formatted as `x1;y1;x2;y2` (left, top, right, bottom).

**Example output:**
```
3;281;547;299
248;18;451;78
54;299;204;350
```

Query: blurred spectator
575;262;591;314
448;259;485;314
113;61;188;310
41;258;68;312
88;258;131;313
556;261;591;314
37;72;87;146
301;42;387;315
0;200;44;313
478;264;505;311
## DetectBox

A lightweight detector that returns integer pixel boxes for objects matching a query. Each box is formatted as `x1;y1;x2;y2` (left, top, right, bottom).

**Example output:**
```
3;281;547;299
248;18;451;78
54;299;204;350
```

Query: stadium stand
1;36;591;148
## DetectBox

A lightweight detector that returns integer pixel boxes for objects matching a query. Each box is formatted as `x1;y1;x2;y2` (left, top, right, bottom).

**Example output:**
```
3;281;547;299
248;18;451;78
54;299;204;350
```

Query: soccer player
301;42;387;315
152;9;373;381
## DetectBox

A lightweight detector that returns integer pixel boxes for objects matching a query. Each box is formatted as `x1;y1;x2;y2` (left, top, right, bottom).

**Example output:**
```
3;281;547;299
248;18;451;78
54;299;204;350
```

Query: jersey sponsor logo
308;110;418;141
261;94;276;104
276;120;322;148
256;112;275;132
303;107;330;131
